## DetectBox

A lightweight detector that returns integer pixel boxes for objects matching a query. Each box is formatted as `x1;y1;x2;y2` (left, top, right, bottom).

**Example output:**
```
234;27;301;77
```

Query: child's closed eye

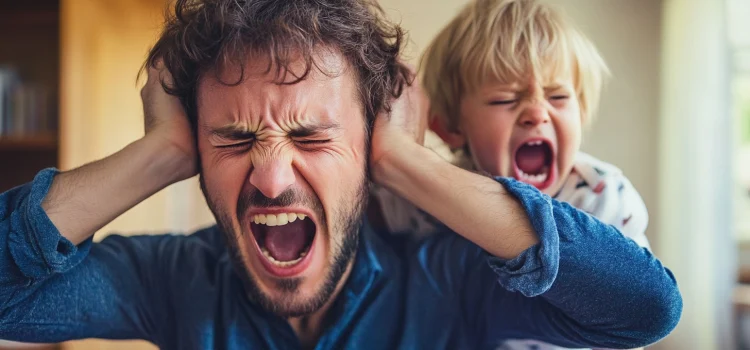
549;95;569;100
548;95;570;107
488;99;518;106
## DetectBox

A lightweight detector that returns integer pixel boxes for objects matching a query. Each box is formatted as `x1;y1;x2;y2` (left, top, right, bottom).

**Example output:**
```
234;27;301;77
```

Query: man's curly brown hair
145;0;411;131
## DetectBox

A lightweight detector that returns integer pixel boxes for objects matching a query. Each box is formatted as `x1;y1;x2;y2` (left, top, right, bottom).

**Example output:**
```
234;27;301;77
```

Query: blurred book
0;66;55;138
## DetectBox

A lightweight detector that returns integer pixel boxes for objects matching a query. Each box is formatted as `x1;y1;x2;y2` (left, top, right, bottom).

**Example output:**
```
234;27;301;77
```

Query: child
372;0;650;348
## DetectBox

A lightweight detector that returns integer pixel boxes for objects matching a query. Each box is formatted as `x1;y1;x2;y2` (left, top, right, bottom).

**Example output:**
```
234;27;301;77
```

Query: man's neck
287;258;355;349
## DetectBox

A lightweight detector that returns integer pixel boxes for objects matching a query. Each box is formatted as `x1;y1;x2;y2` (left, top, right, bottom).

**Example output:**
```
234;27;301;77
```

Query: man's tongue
264;222;308;262
516;145;547;174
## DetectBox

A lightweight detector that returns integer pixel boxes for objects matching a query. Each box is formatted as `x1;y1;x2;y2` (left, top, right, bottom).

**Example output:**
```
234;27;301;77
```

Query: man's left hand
369;69;430;183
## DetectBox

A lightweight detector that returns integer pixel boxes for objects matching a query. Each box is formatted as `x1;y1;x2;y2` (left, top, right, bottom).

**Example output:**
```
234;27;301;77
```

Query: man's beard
201;176;368;318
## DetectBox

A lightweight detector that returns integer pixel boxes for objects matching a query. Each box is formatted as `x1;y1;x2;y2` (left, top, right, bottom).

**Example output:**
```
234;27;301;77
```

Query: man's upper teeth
252;213;307;226
527;140;543;146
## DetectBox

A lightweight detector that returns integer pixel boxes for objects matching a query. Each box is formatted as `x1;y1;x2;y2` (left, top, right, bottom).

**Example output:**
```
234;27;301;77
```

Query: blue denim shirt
0;169;681;349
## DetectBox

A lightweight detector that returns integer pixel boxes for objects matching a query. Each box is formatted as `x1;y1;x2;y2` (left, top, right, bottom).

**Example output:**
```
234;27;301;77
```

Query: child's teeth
518;169;549;183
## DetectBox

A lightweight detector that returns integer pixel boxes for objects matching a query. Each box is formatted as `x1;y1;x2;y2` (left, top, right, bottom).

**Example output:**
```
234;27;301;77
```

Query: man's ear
429;116;465;149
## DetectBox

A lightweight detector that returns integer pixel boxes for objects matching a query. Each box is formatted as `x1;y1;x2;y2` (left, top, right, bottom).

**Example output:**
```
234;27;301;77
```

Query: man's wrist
138;135;197;188
372;139;442;198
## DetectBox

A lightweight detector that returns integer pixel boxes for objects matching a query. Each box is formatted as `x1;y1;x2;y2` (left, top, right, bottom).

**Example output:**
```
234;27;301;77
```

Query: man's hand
40;62;198;245
141;62;198;181
369;70;430;184
368;69;538;260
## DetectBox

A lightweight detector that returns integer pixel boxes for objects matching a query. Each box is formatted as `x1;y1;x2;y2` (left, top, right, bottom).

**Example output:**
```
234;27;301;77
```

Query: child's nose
517;105;551;128
248;157;296;200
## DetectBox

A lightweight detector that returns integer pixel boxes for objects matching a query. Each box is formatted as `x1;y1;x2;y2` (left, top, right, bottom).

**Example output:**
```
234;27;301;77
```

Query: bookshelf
1;0;198;348
0;0;60;193
0;134;57;151
0;1;63;344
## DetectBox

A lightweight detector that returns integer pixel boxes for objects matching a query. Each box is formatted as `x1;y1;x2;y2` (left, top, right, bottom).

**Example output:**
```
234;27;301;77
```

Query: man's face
196;51;369;317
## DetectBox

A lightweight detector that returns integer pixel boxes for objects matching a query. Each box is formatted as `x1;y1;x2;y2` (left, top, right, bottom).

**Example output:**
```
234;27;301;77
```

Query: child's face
457;77;582;195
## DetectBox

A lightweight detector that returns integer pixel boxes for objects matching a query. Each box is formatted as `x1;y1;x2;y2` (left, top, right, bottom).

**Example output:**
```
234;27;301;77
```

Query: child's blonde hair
421;0;609;131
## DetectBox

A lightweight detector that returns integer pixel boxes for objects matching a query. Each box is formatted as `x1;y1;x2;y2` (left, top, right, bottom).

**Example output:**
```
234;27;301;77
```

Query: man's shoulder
186;224;226;250
95;225;227;265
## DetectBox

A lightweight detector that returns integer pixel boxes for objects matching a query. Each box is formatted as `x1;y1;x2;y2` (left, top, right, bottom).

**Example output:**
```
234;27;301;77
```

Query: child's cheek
470;141;508;177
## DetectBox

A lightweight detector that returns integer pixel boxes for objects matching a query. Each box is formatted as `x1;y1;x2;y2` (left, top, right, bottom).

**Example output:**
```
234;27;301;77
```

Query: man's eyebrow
288;122;341;137
211;125;255;139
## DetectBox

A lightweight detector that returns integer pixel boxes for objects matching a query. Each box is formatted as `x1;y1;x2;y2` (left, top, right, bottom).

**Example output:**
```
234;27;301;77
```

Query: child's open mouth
250;212;317;276
513;139;556;191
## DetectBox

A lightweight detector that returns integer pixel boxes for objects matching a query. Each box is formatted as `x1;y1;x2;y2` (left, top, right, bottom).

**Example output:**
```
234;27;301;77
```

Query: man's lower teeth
261;248;308;267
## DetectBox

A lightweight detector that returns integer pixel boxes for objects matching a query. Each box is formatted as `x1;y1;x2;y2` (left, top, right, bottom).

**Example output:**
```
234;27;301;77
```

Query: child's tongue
264;222;308;261
516;145;547;174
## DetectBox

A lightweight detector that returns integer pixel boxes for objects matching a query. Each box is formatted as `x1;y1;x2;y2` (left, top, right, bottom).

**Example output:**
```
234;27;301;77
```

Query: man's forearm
42;136;189;245
373;139;538;260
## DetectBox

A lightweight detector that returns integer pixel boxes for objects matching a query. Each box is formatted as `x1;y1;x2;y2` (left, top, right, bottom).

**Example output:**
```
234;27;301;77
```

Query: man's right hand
37;62;200;245
141;62;198;181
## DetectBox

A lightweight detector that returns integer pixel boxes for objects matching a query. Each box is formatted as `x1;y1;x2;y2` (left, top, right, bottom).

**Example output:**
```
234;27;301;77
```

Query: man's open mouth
250;212;316;273
513;139;556;190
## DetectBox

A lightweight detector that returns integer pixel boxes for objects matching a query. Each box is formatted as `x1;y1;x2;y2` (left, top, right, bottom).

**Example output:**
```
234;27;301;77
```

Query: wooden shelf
0;11;58;27
0;134;58;151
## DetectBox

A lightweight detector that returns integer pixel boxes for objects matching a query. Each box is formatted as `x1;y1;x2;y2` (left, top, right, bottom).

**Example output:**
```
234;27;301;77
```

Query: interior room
0;0;746;349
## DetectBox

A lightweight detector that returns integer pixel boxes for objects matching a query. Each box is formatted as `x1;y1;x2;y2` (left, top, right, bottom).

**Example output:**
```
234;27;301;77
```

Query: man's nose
517;102;551;128
248;157;296;200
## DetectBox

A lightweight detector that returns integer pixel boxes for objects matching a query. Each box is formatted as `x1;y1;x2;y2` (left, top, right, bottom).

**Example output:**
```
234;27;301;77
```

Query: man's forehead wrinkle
196;51;361;134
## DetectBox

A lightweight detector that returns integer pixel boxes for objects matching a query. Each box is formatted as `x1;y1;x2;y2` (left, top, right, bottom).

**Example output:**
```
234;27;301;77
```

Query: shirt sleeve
422;178;682;349
0;169;173;344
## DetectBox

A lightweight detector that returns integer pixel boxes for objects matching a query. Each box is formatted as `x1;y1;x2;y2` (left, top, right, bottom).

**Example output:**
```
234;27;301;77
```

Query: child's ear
429;115;465;149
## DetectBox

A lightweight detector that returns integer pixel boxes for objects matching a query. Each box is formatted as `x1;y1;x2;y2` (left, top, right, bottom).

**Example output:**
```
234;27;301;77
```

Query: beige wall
60;0;215;241
60;1;181;348
658;0;734;348
545;0;664;250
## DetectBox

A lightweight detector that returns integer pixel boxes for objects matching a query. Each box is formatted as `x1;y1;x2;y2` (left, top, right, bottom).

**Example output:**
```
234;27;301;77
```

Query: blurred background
0;0;747;349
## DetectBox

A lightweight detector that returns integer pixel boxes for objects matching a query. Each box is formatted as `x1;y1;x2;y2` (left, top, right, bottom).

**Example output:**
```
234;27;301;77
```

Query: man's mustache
243;188;299;209
237;187;325;224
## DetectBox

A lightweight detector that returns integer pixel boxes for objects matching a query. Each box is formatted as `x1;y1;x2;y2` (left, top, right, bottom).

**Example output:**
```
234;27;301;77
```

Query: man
0;0;680;349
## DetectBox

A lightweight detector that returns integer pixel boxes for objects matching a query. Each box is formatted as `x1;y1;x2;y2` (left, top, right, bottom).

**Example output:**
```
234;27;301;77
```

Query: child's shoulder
571;152;625;183
558;152;634;202
558;152;650;247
